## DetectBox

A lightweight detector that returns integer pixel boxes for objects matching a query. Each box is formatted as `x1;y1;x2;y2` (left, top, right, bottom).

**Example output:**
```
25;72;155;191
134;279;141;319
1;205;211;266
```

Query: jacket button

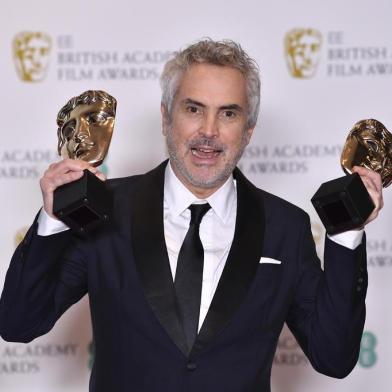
186;362;197;371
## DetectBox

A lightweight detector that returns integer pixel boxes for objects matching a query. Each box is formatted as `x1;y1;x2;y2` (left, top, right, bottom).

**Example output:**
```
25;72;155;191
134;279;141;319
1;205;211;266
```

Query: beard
166;129;248;190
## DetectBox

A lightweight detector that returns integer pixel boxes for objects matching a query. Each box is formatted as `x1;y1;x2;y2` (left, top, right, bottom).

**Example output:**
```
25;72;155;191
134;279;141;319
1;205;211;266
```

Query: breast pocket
249;263;289;332
251;263;283;302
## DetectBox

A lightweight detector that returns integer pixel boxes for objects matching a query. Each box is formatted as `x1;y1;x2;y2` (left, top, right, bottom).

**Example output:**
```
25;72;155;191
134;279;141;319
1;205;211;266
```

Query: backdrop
1;0;391;391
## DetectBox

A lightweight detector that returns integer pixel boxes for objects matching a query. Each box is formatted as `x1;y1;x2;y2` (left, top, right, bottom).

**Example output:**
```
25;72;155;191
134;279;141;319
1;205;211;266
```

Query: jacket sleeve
286;215;367;378
0;218;88;343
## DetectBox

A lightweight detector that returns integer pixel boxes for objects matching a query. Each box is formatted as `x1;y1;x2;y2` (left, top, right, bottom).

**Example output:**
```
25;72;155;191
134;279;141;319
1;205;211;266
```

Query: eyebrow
183;98;244;112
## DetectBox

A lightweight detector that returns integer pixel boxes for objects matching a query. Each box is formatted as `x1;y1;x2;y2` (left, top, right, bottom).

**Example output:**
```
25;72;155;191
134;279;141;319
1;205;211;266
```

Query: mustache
187;137;225;151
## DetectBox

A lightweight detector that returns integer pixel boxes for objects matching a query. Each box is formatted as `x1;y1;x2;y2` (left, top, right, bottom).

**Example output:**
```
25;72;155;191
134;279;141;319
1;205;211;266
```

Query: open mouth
191;146;223;159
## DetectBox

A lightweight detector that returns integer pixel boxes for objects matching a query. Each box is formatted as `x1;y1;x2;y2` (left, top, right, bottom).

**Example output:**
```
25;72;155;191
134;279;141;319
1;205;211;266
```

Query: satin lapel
130;161;188;357
191;168;265;357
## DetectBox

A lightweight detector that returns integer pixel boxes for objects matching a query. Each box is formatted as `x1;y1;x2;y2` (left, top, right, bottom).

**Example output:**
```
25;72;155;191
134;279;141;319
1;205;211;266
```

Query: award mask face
13;31;52;82
284;28;322;79
341;119;392;188
57;90;116;167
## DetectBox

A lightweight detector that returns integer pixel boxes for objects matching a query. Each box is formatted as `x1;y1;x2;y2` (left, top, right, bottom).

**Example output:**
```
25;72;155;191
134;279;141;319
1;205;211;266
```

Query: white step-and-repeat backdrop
1;0;391;391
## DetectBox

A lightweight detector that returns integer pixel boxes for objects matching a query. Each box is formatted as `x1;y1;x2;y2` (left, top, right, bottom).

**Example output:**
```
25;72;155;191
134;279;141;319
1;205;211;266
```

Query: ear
161;104;169;136
243;126;255;145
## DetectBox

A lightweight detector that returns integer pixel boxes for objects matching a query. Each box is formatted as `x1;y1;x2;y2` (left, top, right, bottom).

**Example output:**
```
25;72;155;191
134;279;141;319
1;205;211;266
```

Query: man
0;39;383;392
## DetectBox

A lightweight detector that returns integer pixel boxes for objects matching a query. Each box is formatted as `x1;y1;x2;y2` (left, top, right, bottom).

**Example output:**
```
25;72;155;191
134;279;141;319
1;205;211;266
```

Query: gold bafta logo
14;226;29;248
13;31;52;82
284;28;322;79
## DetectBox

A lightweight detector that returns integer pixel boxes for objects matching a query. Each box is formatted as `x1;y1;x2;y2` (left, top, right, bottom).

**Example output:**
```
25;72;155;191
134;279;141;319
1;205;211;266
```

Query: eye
221;109;238;120
62;120;76;140
87;112;108;124
311;44;319;52
223;110;235;118
186;105;201;114
365;140;379;152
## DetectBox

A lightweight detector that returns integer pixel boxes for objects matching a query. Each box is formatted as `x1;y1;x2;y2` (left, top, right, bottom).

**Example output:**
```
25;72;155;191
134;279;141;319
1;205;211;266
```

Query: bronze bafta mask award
312;119;392;234
53;90;117;233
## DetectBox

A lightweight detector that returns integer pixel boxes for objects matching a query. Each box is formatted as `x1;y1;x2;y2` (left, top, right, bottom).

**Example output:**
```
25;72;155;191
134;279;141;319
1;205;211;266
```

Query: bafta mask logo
57;90;117;167
13;31;52;82
284;28;322;79
341;119;392;188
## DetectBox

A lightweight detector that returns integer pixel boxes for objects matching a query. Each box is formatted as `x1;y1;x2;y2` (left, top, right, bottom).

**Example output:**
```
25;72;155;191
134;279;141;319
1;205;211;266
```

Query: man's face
58;101;115;167
162;63;254;196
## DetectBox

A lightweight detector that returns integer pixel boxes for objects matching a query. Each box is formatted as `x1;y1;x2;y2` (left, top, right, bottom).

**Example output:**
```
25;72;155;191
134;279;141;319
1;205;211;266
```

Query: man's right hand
39;159;106;219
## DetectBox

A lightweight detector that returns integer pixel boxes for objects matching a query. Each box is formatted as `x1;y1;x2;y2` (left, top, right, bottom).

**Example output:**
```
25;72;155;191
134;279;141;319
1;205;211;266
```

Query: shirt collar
164;161;236;224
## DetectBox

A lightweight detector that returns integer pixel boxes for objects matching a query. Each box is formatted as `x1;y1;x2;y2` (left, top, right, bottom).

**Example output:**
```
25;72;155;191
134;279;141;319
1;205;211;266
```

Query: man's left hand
352;166;384;226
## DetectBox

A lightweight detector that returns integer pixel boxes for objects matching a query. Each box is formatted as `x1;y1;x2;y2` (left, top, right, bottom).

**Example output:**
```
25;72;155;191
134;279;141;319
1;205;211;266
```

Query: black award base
53;169;113;234
311;172;375;235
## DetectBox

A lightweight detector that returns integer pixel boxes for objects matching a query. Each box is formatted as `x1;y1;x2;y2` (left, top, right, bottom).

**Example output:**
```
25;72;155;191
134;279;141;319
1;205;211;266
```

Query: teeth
191;148;220;158
192;147;217;152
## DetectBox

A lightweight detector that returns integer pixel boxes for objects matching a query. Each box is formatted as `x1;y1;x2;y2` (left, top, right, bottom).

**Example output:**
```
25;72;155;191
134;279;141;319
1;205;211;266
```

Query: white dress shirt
164;163;236;330
37;162;364;330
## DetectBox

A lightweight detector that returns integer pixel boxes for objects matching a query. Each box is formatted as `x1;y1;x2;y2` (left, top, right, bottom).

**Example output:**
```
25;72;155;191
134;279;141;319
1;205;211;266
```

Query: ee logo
358;331;377;368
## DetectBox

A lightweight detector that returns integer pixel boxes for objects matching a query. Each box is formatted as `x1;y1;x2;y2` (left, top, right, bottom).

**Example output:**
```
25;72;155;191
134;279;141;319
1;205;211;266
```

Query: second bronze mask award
312;119;392;234
53;90;117;234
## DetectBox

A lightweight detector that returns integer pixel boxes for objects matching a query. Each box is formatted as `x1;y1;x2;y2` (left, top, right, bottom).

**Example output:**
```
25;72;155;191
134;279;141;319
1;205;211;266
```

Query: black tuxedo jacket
0;161;368;392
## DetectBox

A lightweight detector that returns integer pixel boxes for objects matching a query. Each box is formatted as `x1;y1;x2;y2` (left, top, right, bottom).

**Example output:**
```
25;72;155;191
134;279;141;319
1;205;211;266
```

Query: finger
349;166;384;226
352;166;382;192
360;175;378;196
95;171;107;181
42;170;85;193
48;159;94;177
362;177;383;207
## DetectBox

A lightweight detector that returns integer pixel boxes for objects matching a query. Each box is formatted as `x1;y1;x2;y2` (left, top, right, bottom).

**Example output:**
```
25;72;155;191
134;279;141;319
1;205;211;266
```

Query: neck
186;184;220;199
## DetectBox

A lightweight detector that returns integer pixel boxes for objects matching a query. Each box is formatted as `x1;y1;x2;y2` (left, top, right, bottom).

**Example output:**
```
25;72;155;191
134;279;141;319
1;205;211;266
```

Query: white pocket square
259;257;281;265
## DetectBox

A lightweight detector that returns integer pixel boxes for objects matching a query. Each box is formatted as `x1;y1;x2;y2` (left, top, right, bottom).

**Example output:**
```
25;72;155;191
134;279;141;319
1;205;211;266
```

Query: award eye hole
87;112;108;124
366;140;379;152
62;120;76;140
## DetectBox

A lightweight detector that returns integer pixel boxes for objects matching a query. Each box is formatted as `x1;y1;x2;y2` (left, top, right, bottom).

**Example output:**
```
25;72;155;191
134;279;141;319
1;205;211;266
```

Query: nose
199;113;219;138
73;118;90;142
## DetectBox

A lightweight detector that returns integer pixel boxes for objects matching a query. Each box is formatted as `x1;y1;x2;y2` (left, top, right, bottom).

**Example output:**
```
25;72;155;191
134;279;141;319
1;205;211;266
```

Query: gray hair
160;39;261;129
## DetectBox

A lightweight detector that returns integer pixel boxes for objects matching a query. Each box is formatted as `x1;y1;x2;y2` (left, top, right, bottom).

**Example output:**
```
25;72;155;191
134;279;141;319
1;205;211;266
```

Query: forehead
299;34;320;44
175;63;247;105
28;37;51;48
67;101;111;119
